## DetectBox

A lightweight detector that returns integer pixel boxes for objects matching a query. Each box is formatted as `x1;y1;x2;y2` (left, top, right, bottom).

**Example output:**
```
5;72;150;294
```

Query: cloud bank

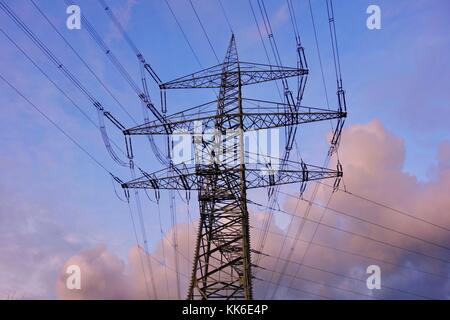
56;119;450;299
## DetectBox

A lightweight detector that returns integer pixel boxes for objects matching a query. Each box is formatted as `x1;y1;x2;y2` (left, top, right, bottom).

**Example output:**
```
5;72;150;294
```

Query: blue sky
0;0;449;299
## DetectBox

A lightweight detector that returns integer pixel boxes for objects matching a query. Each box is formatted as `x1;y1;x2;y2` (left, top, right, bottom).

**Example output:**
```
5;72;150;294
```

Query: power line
248;0;283;102
0;24;158;184
0;72;114;177
308;0;330;109
217;0;233;34
0;24;125;169
280;190;450;253
286;0;301;45
251;0;300;273
253;277;330;300
164;0;203;68
248;197;450;265
169;188;182;299
326;0;343;89
278;2;348;297
255;264;376;300
126;200;153;299
318;181;450;233
127;198;191;281
156;200;171;298
29;0;138;124
1;0;130;167
188;0;220;63
0;2;172;297
257;250;435;299
264;175;330;300
61;0;165;125
249;223;450;281
266;0;348;298
97;0;163;86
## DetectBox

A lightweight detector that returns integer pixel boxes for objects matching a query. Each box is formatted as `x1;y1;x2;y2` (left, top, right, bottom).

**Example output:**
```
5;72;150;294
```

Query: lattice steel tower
122;35;346;299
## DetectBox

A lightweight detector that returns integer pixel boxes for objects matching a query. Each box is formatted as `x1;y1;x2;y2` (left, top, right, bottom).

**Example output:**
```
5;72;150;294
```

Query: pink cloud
56;119;450;299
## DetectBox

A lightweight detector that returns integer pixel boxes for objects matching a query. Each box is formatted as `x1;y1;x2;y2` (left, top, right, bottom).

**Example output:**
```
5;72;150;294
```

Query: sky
0;0;449;299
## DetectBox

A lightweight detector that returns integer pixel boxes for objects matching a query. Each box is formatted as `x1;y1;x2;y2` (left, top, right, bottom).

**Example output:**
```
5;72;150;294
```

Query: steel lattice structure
121;35;346;300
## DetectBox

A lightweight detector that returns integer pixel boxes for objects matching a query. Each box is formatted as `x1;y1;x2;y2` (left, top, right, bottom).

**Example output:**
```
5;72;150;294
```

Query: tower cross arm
123;108;346;135
160;62;308;89
121;162;342;191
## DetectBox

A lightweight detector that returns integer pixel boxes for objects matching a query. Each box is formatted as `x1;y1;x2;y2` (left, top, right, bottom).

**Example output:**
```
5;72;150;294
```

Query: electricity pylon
122;35;346;299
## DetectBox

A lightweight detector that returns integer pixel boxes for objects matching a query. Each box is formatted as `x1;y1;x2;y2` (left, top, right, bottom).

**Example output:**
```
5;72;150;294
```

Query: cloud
56;223;195;299
55;119;450;299
56;245;131;299
276;119;450;299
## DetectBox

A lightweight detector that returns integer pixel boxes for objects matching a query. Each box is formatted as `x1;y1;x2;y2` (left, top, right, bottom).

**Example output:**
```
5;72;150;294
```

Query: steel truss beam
123;107;346;135
121;162;341;191
160;62;308;89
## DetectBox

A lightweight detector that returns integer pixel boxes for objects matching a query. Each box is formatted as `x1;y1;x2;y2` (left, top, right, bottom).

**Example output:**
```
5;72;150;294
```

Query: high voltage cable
248;198;450;265
256;265;377;300
0;1;98;106
128;164;159;299
248;0;284;102
156;197;170;298
318;181;450;233
266;0;347;297
188;0;220;63
96;0;162;86
326;0;343;89
0;72;114;179
288;191;336;299
61;0;165;125
254;277;330;300
265;167;329;299
0;25;152;181
217;0;233;34
252;0;303;265
96;0;183;295
0;23;159;293
29;0;138;124
169;189;182;299
251;222;442;299
280;190;450;251
96;0;172;165
266;1;338;288
251;0;298;270
127;200;191;279
286;0;302;45
164;0;203;68
257;250;435;299
0;0;129;167
249;223;450;281
126;200;155;299
0;28;97;130
279;2;348;295
97;0;140;59
308;0;331;110
0;1;166;296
